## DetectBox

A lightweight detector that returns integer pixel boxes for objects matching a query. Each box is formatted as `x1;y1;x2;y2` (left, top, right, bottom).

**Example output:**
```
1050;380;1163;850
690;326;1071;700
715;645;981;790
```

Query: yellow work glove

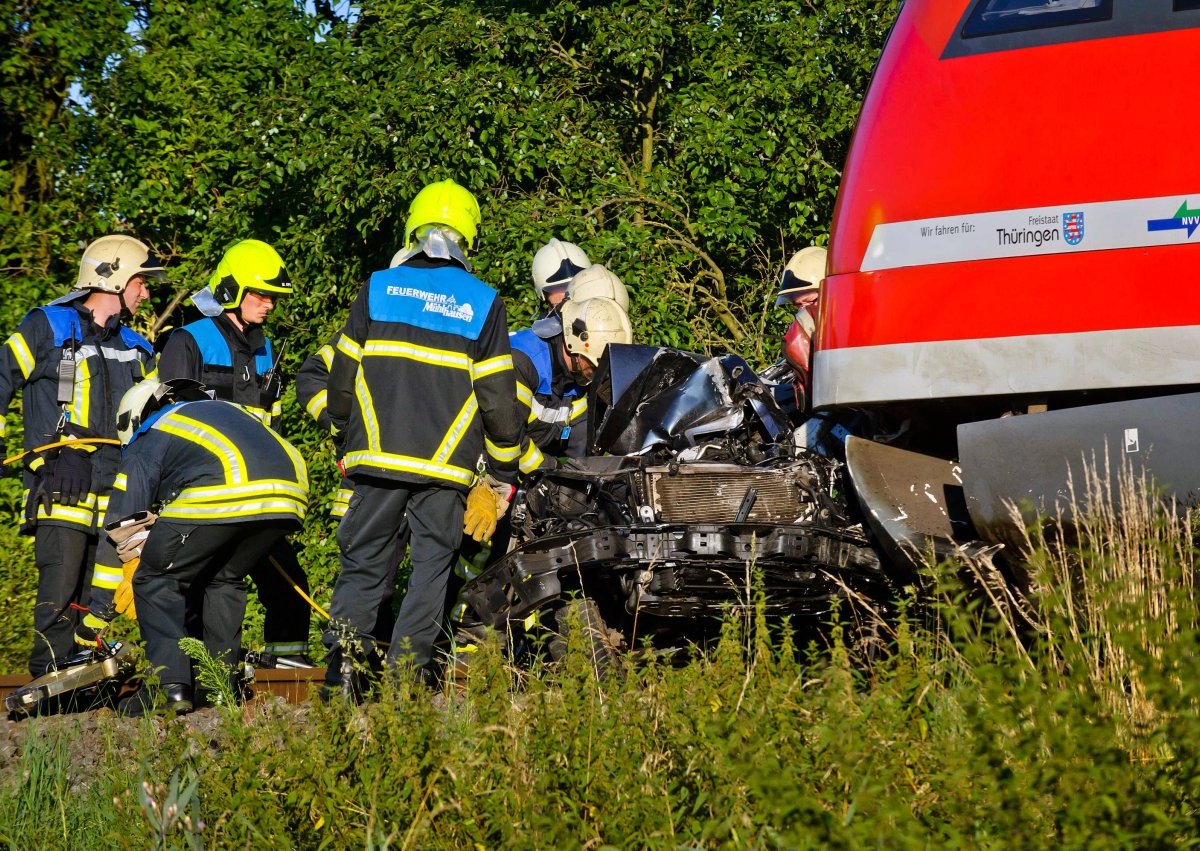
463;474;513;543
114;557;139;620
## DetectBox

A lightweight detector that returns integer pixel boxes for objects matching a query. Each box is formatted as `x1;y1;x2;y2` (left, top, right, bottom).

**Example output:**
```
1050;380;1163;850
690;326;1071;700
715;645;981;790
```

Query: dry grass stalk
1013;447;1195;738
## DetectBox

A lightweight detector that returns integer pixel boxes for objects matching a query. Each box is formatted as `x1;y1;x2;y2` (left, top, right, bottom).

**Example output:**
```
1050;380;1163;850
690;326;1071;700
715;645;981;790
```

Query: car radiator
641;463;814;524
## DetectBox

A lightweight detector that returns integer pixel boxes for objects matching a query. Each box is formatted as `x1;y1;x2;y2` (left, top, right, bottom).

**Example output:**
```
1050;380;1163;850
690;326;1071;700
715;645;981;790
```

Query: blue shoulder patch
509;329;553;395
367;265;494;341
30;305;81;347
180;318;231;368
118;326;153;358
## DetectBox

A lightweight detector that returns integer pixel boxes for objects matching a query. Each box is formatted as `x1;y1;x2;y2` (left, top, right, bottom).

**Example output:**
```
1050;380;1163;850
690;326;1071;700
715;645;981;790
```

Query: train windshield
963;0;1112;38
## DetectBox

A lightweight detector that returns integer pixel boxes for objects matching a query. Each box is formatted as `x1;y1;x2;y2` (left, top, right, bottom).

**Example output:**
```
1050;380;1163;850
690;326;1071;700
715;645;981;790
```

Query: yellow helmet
75;235;165;294
404;179;481;254
208;239;293;309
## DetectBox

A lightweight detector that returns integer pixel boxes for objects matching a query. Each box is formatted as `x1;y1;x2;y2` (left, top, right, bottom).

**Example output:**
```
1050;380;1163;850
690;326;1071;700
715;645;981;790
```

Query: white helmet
531;238;590;300
75;235;166;294
561;297;633;369
775;246;827;306
566;264;629;313
116;379;209;444
116;380;168;445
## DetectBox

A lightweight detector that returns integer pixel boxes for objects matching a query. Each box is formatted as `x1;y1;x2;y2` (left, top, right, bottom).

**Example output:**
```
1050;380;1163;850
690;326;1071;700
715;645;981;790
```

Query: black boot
318;645;380;704
118;683;194;717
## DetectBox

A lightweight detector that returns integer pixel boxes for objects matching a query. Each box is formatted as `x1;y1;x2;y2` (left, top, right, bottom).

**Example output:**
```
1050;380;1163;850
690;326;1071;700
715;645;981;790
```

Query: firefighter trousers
326;479;464;670
247;539;311;656
134;519;296;687
30;524;97;676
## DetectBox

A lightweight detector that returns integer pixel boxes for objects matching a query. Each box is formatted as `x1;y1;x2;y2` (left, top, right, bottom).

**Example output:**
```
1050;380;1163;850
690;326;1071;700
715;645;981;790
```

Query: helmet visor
546;258;587;286
775;269;818;306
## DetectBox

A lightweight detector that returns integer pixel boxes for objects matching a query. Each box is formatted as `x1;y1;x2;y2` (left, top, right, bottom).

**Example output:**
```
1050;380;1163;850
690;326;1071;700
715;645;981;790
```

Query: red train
821;1;1200;567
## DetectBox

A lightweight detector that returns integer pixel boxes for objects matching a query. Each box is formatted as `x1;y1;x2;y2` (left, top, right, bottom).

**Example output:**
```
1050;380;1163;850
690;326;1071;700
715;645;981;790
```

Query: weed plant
3;469;1200;847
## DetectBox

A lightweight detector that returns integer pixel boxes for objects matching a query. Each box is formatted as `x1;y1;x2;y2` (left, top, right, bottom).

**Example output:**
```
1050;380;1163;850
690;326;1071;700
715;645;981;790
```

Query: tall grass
3;463;1200;847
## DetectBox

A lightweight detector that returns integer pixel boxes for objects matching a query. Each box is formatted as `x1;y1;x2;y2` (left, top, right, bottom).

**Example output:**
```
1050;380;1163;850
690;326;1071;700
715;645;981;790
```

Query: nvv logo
1147;199;1200;238
1062;211;1084;245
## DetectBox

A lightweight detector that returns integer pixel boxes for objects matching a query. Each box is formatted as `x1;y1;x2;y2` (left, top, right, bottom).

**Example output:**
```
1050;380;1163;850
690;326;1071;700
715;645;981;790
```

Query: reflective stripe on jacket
0;300;153;531
327;261;523;489
114;399;308;524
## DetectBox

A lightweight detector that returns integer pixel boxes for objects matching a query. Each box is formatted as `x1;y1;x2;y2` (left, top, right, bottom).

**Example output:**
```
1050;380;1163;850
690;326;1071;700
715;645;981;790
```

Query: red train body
820;0;1200;414
822;1;1200;567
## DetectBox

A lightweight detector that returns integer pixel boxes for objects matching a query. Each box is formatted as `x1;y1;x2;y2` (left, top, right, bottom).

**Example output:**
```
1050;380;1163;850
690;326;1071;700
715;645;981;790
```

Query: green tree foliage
0;0;897;669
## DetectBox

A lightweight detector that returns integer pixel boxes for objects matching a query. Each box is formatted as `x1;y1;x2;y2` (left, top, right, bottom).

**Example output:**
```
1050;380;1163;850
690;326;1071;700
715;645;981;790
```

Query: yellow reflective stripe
71;357;92;427
355;371;381;452
364;340;470;370
485;437;520;462
97;495;110;514
515;381;533;409
306;389;328;421
271;399;283;418
433;394;477;464
92;564;124;589
174;480;307;503
240;404;271;424
113;473;128;491
263;425;308;490
331;486;351;518
471;354;513;380
570;396;588;423
6;333;34;379
518;441;545;474
336;334;363;361
34;503;96;525
143;365;158;381
317;344;334;369
343;451;474;486
158;414;247;483
160;498;307;521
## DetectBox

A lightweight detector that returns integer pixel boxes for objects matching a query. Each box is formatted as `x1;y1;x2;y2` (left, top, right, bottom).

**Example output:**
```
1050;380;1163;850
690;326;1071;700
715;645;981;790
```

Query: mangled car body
461;345;887;650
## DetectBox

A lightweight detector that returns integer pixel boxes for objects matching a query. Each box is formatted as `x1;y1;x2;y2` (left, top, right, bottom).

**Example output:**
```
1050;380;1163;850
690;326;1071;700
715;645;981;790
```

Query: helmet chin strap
567;352;593;386
117;289;135;324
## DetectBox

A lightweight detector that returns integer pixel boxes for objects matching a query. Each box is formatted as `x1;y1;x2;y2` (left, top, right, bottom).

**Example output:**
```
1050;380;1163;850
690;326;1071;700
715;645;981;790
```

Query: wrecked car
459;345;890;658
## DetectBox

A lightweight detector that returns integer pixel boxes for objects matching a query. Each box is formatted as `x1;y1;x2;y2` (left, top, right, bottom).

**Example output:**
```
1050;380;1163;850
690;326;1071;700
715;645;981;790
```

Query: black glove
43;448;93;507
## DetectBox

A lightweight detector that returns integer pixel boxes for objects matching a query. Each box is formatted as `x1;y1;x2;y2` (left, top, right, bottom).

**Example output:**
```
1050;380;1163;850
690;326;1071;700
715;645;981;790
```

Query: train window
962;0;1113;38
1177;0;1200;9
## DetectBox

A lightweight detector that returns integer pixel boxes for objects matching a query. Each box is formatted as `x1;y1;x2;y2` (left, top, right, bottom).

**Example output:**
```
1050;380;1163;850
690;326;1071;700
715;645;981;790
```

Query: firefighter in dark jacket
296;338;402;642
323;179;524;694
0;235;162;676
157;239;311;663
78;379;309;715
510;266;632;465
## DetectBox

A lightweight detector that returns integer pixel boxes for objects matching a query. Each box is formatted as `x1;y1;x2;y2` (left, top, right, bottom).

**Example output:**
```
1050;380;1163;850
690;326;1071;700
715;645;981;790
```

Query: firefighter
531;238;590;316
508;294;634;466
0;235;161;677
77;379;309;715
295;338;404;642
776;246;827;409
323;178;524;695
157;239;311;664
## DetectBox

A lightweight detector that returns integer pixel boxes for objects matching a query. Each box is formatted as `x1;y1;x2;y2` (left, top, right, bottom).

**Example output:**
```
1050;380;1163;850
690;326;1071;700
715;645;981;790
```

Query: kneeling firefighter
157;239;312;663
77;379;309;715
